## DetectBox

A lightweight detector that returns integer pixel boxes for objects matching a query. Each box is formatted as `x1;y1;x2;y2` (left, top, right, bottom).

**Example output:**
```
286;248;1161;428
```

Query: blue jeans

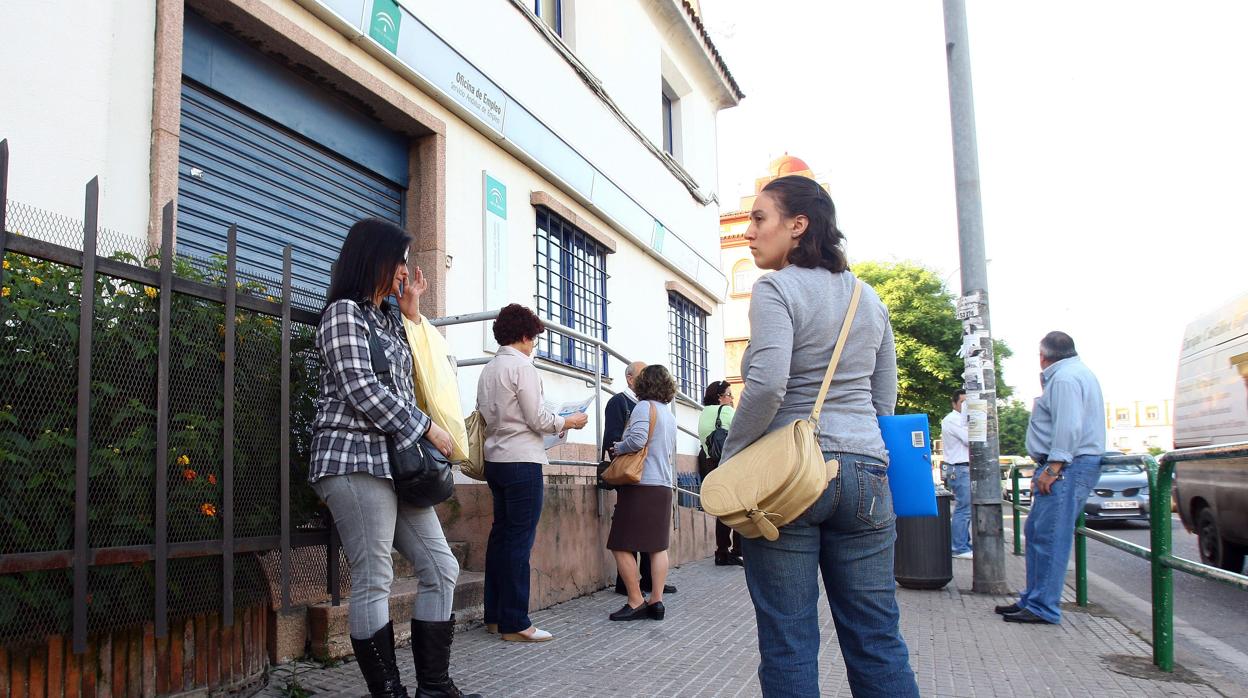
741;453;919;698
948;463;972;554
1017;454;1101;623
483;461;544;634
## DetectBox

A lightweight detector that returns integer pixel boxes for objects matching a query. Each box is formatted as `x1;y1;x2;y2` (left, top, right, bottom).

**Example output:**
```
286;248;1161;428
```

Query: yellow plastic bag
403;315;469;464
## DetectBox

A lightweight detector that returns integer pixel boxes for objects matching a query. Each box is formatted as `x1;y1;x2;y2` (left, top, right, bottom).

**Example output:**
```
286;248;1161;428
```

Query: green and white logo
369;0;401;54
485;175;507;219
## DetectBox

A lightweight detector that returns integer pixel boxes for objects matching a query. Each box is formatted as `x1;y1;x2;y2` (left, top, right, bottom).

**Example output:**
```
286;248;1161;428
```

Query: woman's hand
426;422;453;457
397;265;428;323
564;412;589;430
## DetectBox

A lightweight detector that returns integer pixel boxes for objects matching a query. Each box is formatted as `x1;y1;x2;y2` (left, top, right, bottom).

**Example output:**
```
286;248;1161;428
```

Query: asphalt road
1004;511;1248;686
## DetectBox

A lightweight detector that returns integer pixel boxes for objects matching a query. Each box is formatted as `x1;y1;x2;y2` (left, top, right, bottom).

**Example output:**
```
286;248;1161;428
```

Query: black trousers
697;452;742;557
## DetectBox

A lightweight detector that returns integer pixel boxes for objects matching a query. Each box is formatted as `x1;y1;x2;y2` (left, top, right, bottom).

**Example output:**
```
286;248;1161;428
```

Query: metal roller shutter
176;79;404;300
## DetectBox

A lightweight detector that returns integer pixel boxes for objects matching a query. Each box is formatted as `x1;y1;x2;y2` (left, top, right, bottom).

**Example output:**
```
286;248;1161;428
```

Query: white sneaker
953;551;974;559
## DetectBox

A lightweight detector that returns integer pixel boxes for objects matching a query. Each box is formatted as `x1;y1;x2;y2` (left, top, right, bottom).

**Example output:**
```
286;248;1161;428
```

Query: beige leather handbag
601;403;657;486
461;409;487;481
701;280;863;541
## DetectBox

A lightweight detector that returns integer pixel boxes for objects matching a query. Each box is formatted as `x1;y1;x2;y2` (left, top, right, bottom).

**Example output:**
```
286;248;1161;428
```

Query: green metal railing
1007;444;1248;672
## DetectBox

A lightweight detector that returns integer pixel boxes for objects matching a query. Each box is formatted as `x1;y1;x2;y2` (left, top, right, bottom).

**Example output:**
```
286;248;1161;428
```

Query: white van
1172;292;1248;572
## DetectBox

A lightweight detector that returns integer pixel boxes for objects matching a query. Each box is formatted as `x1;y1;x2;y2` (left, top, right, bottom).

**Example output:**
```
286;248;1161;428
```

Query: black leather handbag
703;405;729;463
361;306;454;508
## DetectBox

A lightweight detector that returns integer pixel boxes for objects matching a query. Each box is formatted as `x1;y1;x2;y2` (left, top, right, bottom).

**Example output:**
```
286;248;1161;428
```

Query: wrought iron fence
0;138;345;655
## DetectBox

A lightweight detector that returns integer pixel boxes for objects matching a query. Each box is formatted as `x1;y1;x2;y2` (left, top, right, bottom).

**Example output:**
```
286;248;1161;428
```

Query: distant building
1104;399;1174;453
718;154;827;401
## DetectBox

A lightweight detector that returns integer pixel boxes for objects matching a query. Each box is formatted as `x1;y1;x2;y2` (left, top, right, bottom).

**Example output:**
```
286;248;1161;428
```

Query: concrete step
308;570;485;660
392;541;471;578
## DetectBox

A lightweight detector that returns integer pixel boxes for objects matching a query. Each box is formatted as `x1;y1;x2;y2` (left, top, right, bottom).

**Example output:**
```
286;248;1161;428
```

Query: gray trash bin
894;491;954;590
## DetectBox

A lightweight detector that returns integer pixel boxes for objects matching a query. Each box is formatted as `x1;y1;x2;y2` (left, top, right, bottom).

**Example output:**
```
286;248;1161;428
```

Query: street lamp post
942;0;1008;594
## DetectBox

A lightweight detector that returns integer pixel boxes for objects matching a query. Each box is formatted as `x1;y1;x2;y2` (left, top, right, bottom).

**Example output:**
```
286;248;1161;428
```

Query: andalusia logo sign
369;0;401;54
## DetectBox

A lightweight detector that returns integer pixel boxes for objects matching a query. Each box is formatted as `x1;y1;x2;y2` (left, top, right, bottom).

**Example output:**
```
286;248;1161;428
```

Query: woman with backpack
697;380;742;566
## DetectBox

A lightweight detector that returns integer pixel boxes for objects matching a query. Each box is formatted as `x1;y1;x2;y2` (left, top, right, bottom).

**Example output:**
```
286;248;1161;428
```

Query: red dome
770;153;811;176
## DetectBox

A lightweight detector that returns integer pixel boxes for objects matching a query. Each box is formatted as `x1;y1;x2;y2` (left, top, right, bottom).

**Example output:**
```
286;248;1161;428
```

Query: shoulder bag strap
809;279;864;423
715;405;724;429
358;303;395;390
643;402;658;447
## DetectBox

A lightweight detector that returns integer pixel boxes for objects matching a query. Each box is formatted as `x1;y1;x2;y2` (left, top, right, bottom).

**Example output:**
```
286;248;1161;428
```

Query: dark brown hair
325;218;412;308
493;304;545;345
702;380;731;406
761;175;847;273
634;365;677;404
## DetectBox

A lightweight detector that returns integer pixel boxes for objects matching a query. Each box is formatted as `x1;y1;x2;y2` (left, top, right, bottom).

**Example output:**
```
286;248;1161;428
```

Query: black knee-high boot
411;616;481;698
350;621;410;698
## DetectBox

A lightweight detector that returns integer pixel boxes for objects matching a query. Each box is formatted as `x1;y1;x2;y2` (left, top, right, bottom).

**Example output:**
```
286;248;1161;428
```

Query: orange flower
207;473;217;485
183;468;197;481
200;503;217;517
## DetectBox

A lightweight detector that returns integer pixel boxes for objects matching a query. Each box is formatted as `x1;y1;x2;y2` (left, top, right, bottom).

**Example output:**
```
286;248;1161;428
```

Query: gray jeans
313;472;460;638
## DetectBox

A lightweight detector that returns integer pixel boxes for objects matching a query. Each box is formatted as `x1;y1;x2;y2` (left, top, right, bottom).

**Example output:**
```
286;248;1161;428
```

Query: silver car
1084;458;1151;522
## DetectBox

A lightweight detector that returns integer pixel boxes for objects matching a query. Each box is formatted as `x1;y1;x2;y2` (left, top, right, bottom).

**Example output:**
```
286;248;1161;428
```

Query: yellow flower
144;287;158;299
2;260;8;270
30;276;43;286
1;287;8;298
176;454;190;467
115;288;127;296
112;448;121;455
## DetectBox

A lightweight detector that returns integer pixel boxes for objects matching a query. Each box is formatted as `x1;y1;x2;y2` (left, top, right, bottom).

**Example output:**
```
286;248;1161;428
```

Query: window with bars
535;207;609;372
668;292;708;398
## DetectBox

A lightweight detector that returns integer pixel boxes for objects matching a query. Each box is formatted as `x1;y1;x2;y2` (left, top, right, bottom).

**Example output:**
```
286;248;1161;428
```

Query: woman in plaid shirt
311;219;478;698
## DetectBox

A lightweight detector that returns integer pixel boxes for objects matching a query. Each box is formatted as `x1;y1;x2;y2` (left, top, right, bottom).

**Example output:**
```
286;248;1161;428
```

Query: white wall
0;1;155;241
401;0;725;285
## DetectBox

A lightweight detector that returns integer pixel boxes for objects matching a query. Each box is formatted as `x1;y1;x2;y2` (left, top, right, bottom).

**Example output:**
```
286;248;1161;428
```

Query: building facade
1;0;741;454
1;1;742;688
718;154;825;401
1105;399;1174;453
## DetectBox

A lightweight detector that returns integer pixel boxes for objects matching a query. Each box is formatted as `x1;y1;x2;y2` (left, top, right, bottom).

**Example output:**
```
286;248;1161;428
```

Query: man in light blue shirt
997;331;1105;624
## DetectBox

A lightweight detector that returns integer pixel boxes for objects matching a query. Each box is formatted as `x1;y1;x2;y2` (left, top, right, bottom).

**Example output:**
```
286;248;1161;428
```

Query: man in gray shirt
997;331;1105;624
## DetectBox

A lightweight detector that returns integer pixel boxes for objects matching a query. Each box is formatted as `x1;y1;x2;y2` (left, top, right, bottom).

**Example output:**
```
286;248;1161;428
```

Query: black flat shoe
1003;609;1052;624
994;603;1021;615
609;603;650;621
647;602;665;621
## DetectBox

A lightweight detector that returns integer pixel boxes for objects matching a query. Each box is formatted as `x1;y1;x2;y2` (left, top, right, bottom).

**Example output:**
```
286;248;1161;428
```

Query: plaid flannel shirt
309;299;430;483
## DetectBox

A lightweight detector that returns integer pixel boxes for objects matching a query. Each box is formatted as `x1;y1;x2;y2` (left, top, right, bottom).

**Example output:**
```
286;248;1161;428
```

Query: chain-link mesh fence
2;199;332;647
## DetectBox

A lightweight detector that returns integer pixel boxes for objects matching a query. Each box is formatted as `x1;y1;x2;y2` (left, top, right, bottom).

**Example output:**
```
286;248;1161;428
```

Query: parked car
999;456;1034;506
1172;292;1248;572
1084;457;1150;522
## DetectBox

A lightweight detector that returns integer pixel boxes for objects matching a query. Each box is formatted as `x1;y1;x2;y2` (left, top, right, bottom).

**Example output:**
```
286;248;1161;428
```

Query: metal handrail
1007;446;1248;672
431;308;705;502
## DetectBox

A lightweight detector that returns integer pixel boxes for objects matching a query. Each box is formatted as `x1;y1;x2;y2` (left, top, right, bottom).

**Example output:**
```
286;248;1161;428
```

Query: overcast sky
702;0;1248;411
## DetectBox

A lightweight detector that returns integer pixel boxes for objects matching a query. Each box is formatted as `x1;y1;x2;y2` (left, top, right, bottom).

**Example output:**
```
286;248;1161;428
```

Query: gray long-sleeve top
720;267;898;464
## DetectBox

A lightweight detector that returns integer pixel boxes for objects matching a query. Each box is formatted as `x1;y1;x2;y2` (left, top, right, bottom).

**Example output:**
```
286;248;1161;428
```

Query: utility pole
942;0;1008;594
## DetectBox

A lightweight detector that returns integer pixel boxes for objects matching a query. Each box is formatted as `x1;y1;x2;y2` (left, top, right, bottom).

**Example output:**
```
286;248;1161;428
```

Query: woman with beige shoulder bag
713;176;919;697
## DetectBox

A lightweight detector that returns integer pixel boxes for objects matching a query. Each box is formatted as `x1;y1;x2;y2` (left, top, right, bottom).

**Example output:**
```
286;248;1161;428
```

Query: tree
853;261;1012;438
997;400;1031;456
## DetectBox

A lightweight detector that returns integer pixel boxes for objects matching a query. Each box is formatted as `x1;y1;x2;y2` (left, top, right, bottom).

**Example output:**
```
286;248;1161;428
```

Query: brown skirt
607;485;672;553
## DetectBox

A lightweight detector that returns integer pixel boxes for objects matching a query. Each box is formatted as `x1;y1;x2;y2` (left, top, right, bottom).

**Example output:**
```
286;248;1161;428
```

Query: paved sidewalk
260;553;1225;697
